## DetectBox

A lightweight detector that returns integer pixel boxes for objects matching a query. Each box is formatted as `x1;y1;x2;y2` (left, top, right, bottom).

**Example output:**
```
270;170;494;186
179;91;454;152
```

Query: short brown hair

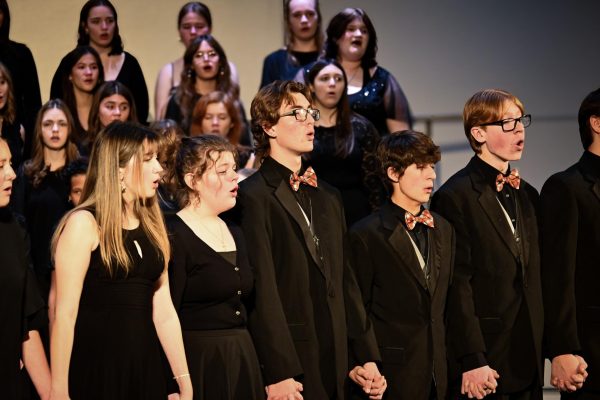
250;80;312;159
463;89;524;153
377;130;440;193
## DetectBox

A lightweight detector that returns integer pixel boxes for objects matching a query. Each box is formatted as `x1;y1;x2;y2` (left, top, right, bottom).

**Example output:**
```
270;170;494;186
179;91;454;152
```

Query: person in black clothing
165;34;238;135
50;46;104;142
0;62;24;170
234;80;384;399
260;0;322;88
49;122;192;399
85;81;137;154
540;89;598;398
0;0;42;157
305;58;381;226
12;99;79;302
0;137;51;400
347;131;455;399
167;135;264;399
50;0;149;123
322;8;412;136
431;89;544;399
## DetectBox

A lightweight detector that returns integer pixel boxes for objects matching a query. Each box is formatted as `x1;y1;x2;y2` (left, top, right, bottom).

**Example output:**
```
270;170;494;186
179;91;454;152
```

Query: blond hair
53;122;170;275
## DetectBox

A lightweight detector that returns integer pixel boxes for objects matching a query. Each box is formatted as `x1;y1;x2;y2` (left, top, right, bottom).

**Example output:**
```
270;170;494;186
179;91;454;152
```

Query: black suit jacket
235;157;379;399
347;202;455;399
430;156;544;393
540;151;600;391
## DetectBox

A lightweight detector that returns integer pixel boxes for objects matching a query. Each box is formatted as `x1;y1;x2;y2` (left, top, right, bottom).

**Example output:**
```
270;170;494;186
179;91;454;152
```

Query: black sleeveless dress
68;225;168;399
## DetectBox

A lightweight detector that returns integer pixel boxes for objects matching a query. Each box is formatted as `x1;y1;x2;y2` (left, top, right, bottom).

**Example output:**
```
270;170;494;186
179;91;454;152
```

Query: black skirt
183;328;264;400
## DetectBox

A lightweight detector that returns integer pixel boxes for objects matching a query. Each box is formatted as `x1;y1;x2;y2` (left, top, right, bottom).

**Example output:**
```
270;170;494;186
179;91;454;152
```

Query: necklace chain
198;218;226;249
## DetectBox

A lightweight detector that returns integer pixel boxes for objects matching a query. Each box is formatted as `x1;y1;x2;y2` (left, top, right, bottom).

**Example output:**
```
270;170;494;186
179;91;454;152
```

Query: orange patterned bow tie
496;169;521;192
405;209;435;230
290;166;318;191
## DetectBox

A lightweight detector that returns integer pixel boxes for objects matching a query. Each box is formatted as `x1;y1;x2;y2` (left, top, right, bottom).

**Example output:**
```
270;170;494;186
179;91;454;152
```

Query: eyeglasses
279;107;320;122
479;114;532;132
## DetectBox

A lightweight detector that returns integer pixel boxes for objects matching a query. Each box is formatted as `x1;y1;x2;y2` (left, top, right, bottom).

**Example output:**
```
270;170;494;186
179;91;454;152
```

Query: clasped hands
551;354;588;392
348;361;387;399
461;365;499;399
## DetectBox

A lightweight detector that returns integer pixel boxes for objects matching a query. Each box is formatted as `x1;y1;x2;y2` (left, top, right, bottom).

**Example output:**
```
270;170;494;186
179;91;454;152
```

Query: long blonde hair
52;122;170;275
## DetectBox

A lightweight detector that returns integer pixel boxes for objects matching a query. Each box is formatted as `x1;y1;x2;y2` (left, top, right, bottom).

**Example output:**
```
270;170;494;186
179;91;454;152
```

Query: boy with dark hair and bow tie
347;130;455;400
431;89;544;399
234;80;384;400
540;89;599;398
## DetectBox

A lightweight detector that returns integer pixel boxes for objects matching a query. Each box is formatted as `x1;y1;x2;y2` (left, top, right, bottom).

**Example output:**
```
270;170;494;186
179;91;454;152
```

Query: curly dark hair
377;130;440;193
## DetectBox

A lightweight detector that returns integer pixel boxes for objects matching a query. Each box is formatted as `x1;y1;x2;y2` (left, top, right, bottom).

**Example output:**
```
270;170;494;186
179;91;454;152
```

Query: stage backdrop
9;0;600;190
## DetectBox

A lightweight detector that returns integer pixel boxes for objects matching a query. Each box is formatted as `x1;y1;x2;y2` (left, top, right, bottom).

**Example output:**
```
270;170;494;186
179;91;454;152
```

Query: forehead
181;12;208;25
76;53;97;64
101;94;128;104
500;101;523;117
206;102;228;112
0;139;10;159
316;64;343;76
88;5;114;18
143;139;157;154
281;92;310;110
71;174;86;184
289;0;316;12
43;107;67;120
198;41;215;51
347;17;365;27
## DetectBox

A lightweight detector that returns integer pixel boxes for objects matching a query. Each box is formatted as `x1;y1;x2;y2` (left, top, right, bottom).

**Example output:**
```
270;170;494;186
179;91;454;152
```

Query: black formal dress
540;151;600;399
0;40;42;156
347;202;455;399
51;52;149;124
167;215;264;400
308;113;381;226
234;156;380;400
431;156;544;398
348;66;412;136
260;48;319;88
0;209;46;400
68;224;167;399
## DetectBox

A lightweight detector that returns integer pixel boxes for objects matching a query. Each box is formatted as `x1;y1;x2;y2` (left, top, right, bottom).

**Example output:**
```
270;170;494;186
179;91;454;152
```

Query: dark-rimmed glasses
479;114;531;132
279;107;320;122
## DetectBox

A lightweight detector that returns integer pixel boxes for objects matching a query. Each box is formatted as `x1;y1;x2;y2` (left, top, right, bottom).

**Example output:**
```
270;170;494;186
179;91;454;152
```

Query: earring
187;68;193;79
121;181;126;194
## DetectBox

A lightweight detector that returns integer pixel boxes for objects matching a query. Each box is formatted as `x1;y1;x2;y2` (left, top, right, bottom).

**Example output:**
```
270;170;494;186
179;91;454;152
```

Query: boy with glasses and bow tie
431;89;544;399
234;80;384;400
347;131;456;399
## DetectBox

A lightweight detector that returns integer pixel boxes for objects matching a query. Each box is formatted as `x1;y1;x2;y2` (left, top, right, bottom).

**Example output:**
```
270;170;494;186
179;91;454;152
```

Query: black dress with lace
308;113;384;226
348;66;413;136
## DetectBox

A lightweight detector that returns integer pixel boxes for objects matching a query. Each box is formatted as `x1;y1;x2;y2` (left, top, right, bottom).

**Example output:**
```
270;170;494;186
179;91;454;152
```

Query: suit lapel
381;204;428;291
469;162;519;259
260;158;326;278
273;183;326;276
427;227;442;296
515;188;533;267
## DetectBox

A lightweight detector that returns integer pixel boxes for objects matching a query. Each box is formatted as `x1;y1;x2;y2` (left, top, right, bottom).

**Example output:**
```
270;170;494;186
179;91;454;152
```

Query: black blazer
235;157;379;399
430;156;544;393
347;202;455;399
540;151;600;391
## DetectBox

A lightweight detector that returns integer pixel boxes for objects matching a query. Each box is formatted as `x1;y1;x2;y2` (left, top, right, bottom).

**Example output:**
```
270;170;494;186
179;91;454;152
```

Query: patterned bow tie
405;209;435;230
290;166;318;192
495;169;521;192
